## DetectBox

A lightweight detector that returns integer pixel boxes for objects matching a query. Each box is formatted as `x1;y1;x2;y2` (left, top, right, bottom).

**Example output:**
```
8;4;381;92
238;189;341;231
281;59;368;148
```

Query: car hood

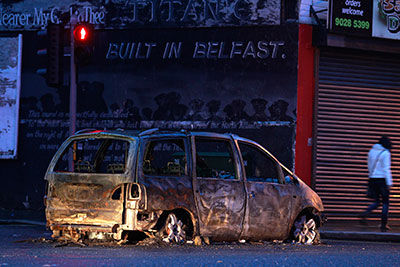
297;177;324;212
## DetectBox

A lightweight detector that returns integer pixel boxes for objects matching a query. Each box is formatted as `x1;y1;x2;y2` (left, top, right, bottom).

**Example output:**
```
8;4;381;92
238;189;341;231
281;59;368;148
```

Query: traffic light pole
69;16;77;172
70;16;77;137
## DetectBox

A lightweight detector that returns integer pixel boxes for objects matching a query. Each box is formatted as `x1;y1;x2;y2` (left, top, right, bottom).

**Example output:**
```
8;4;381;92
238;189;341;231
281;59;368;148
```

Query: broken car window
239;142;279;183
282;168;296;185
53;138;130;174
142;138;186;176
195;138;237;180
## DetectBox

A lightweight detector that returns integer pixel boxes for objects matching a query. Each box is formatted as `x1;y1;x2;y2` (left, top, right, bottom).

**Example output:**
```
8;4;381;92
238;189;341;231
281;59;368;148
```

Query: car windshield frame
47;134;137;177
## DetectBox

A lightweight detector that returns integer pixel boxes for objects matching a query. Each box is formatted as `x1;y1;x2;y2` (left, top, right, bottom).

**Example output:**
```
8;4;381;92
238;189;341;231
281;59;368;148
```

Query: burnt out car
44;129;324;245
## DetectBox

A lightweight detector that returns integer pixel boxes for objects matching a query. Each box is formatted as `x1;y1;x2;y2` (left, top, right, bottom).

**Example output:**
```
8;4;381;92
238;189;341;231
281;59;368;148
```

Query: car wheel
292;215;320;245
162;213;186;244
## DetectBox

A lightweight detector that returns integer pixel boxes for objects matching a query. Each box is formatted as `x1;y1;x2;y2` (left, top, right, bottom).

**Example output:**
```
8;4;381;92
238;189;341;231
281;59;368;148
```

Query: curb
321;230;400;242
1;220;400;243
0;219;46;227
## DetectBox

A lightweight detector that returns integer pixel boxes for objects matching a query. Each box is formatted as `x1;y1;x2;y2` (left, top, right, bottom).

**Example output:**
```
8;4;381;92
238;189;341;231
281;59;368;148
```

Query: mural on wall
19;25;298;168
0;0;280;30
0;0;296;209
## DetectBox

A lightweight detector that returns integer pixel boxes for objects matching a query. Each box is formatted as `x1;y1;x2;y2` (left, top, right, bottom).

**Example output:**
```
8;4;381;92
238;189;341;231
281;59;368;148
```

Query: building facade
300;0;400;223
0;0;299;209
2;0;397;225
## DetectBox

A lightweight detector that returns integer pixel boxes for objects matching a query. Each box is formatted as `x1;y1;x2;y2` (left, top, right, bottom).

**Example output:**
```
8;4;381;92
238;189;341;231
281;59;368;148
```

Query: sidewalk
0;209;46;226
320;219;400;242
1;209;400;242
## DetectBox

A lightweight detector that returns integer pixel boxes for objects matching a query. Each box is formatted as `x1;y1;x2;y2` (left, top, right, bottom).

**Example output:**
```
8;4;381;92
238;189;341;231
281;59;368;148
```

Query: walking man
361;136;393;232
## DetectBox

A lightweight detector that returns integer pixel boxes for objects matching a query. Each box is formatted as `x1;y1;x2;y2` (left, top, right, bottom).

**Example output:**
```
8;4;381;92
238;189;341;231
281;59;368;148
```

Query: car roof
69;128;293;176
72;128;239;140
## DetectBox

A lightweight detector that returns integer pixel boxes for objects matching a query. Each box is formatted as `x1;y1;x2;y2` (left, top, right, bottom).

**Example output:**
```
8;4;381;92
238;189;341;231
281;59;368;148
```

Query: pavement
320;218;400;242
1;209;400;242
0;209;46;226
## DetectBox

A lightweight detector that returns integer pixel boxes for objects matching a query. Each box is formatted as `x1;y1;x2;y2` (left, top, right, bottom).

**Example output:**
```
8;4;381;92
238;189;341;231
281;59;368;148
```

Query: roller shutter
315;47;400;222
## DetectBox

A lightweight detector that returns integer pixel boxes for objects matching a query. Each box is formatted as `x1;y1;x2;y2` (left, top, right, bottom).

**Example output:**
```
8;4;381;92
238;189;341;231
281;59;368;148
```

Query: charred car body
44;129;324;244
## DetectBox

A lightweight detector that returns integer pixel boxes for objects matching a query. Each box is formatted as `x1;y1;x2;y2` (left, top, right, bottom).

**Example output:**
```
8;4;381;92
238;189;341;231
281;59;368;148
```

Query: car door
46;136;134;229
238;141;296;241
192;136;246;241
137;137;195;213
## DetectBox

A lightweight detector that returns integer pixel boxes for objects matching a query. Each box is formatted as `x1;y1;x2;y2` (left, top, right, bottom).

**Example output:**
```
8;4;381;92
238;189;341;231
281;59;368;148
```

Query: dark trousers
363;178;390;227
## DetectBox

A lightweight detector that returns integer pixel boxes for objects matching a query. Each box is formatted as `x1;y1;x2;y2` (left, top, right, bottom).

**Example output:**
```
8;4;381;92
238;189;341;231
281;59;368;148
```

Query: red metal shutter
314;47;400;222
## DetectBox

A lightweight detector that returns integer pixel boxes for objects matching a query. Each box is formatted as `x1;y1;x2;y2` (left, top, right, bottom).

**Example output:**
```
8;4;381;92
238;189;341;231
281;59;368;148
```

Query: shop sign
328;0;373;37
329;0;400;40
372;0;400;39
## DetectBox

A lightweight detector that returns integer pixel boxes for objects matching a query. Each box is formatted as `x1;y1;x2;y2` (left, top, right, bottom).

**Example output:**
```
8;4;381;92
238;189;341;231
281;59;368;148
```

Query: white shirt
368;143;392;186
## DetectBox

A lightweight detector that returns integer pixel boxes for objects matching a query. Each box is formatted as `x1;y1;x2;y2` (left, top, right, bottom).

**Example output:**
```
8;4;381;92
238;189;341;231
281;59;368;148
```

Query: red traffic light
73;24;94;65
78;27;87;40
73;25;91;42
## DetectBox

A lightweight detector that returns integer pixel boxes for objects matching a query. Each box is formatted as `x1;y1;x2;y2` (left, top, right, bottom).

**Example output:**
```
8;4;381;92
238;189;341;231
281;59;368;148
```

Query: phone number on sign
334;17;370;29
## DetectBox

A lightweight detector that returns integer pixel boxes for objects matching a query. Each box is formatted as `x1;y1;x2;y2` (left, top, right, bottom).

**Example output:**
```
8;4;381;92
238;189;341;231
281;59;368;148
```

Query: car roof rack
75;128;98;134
138;128;160;136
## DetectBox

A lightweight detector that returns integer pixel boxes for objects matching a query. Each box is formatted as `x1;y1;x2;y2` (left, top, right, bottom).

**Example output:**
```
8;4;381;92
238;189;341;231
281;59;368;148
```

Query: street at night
2;1;400;266
0;224;399;266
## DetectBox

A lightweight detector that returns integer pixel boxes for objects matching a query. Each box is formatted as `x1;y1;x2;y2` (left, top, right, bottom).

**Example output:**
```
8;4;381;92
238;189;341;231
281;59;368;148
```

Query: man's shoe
380;225;391;232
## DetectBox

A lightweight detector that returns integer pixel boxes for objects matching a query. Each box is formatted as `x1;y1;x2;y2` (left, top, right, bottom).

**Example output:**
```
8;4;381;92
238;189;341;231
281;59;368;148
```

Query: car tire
291;215;320;245
162;213;186;244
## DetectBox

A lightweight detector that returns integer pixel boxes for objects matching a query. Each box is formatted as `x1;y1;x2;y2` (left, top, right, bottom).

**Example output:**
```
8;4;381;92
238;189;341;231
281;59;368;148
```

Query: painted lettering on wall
22;111;293;152
130;0;250;22
0;0;280;30
0;6;105;27
106;41;287;60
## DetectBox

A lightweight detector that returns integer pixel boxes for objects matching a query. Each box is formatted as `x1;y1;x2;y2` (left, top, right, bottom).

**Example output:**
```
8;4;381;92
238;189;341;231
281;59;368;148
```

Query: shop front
312;0;400;222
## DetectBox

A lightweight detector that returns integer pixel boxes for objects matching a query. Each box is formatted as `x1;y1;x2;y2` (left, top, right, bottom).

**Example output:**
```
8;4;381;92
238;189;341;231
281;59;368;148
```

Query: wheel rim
293;215;317;244
163;213;186;243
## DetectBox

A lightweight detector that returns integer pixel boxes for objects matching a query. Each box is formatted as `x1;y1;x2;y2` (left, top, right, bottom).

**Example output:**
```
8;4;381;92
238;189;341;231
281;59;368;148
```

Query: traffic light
73;24;94;65
36;23;64;87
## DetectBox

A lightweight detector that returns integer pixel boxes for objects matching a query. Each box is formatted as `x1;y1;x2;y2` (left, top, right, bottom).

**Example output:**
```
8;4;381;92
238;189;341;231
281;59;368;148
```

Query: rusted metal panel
242;182;302;241
315;48;400;221
194;179;245;241
140;176;196;214
45;174;126;228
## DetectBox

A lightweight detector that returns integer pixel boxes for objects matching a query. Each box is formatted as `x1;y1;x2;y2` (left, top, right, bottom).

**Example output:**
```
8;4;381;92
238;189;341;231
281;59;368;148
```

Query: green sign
329;0;373;37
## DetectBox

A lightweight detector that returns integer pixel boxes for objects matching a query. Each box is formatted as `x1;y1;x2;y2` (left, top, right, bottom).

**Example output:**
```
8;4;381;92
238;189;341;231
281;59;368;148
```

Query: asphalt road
0;224;399;266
